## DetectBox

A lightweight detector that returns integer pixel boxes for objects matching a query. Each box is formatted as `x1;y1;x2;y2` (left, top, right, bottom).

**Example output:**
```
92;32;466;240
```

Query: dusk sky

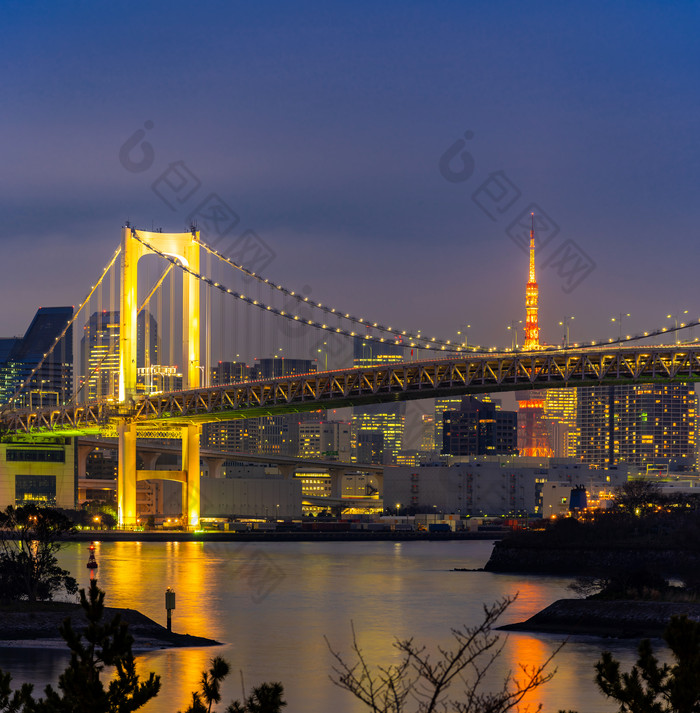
3;1;700;351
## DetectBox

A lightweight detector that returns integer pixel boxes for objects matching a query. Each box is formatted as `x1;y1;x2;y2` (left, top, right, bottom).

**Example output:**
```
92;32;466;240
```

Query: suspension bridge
2;226;700;527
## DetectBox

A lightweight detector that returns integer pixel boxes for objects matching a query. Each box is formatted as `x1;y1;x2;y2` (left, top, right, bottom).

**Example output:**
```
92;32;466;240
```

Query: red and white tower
523;213;540;351
517;212;552;457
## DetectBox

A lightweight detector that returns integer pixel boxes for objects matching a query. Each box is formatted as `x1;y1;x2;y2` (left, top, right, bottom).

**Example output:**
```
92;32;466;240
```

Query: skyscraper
577;384;697;471
0;306;73;407
543;389;579;457
351;338;406;464
80;310;157;401
442;396;518;456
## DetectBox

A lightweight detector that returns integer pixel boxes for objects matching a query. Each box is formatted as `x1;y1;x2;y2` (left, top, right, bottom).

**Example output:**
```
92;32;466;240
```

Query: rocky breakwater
0;602;220;650
484;540;700;576
501;598;700;638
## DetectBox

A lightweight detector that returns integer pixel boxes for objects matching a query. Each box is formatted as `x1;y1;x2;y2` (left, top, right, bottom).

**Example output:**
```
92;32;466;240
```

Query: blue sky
2;0;700;349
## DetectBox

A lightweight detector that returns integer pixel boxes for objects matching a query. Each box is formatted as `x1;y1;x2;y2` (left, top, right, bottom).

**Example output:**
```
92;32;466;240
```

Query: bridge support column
182;425;201;529
117;421;137;527
139;451;159;471
277;465;296;479
203;456;226;478
77;442;93;480
329;470;343;499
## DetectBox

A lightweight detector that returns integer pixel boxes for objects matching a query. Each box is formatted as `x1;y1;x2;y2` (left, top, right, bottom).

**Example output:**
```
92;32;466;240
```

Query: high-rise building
80;310;157;401
250;358;316;380
419;414;436;451
212;361;250;384
543;389;579;457
577;384;697;470
298;420;351;460
203;411;324;457
355;431;383;464
435;397;463;451
443;396;518;456
351;339;406;465
0;307;73;407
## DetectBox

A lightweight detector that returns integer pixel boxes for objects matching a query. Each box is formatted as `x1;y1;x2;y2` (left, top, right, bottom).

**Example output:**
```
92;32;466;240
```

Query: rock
500;598;700;639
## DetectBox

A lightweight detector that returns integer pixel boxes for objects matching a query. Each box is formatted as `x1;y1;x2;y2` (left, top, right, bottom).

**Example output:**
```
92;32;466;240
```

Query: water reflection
0;540;643;712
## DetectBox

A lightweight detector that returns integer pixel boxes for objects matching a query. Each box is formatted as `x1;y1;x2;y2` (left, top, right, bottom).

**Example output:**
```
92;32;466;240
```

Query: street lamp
506;320;522;350
667;310;689;345
317;342;328;371
457;325;471;350
558;315;575;348
611;313;631;342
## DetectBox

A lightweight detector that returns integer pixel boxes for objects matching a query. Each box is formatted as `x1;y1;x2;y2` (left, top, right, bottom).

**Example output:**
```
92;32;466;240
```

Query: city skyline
2;2;700;354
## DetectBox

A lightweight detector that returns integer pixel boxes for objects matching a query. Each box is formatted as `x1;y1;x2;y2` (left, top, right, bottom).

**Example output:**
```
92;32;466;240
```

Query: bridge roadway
4;344;700;435
77;437;383;476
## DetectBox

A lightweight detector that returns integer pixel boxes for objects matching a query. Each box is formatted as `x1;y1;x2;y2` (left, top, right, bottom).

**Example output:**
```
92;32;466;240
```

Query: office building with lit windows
435;397;463;451
212;361;250;384
250;358;316;380
443;396;517;456
0;306;73;408
298;420;351;460
577;384;696;470
79;310;157;401
0;437;76;509
543;388;579;457
351;338;406;465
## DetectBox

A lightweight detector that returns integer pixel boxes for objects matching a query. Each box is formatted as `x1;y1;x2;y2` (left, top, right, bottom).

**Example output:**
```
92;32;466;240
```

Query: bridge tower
117;226;201;528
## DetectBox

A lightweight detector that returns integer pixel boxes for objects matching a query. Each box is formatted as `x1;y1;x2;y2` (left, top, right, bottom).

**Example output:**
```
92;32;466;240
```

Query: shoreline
500;598;700;639
0;602;221;650
64;530;506;543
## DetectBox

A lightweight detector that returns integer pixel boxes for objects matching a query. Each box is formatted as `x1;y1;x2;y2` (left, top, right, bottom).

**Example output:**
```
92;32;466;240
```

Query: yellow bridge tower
117;226;201;528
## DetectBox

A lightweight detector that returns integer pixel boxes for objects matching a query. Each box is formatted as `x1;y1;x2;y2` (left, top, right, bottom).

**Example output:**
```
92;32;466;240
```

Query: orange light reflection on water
102;541;228;712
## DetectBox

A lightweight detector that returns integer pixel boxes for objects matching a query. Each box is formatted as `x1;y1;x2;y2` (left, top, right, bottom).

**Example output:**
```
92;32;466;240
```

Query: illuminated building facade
203;411;323;457
419;414;436;451
443;396;518;456
543;388;579;457
80;310;157;401
137;365;183;394
0;307;73;408
351;339;406;464
212;361;250;384
250;358;316;380
577;384;697;470
0;437;76;509
435;397;463;451
298;420;351;460
355;431;383;464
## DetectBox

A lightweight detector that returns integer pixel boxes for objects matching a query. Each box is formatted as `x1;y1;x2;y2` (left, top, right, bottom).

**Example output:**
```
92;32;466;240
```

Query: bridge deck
3;346;700;435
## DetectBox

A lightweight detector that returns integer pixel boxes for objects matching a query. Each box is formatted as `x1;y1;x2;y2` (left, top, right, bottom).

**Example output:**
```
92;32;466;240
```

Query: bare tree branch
327;596;563;713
